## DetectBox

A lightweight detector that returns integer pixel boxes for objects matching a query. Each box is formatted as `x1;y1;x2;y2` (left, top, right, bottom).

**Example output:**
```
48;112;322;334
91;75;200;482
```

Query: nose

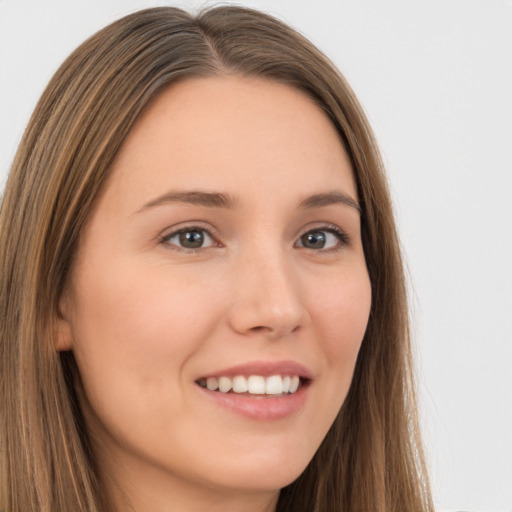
227;248;309;340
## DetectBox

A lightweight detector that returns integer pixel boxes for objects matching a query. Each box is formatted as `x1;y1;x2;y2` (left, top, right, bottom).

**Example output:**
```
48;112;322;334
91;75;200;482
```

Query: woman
0;6;433;512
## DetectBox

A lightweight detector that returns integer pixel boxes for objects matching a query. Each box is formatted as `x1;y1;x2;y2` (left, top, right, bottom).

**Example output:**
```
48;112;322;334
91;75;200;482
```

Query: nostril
248;324;301;340
249;325;269;333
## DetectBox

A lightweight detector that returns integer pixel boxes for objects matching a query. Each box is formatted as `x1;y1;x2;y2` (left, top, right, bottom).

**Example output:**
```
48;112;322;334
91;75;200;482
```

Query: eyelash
159;223;221;253
295;224;350;252
159;223;350;253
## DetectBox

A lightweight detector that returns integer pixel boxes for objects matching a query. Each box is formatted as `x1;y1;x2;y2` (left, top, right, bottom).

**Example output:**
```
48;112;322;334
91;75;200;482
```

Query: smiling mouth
196;375;308;396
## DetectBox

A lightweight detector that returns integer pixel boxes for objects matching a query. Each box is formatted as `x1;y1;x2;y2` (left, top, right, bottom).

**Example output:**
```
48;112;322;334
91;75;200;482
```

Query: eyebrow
298;192;361;213
136;189;360;213
136;191;238;212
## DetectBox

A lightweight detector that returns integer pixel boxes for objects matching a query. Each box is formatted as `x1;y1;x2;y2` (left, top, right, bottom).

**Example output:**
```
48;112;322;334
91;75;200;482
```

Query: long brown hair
0;6;433;511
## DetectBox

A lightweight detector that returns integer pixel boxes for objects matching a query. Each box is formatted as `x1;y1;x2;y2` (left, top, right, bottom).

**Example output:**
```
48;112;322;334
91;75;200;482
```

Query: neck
109;470;279;512
95;443;279;512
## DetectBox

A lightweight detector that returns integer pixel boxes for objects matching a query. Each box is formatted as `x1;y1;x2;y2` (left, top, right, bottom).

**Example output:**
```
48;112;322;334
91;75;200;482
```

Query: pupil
303;231;326;249
179;230;204;248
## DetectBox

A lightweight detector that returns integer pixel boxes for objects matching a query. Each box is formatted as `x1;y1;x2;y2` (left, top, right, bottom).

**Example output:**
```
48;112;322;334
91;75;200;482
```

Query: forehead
106;75;356;210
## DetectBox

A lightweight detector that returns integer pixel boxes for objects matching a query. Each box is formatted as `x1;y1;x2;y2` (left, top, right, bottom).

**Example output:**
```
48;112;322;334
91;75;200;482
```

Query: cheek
313;269;371;360
72;259;216;341
307;265;371;425
67;261;224;403
66;262;231;464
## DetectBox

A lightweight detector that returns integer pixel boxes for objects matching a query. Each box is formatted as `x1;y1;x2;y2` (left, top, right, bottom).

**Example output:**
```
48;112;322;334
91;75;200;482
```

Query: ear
55;291;74;351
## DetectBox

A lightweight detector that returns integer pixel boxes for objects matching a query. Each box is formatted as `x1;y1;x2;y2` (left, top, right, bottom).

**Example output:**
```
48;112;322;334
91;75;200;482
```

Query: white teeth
200;375;302;395
265;375;283;395
232;375;248;393
282;376;291;393
218;376;232;393
289;376;300;393
206;377;218;391
247;375;266;394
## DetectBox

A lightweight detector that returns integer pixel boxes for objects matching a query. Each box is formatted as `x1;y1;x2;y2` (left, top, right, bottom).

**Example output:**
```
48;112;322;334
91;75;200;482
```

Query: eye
162;227;217;251
295;227;349;251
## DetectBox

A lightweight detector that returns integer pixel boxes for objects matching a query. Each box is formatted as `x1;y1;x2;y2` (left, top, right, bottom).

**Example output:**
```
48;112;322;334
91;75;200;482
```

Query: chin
204;451;312;492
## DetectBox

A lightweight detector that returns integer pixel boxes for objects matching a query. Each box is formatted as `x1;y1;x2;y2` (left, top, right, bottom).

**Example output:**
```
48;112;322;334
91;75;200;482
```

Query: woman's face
58;76;371;508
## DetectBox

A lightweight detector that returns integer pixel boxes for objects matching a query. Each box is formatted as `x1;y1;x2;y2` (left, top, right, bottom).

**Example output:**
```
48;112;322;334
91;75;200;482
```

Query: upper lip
198;360;313;380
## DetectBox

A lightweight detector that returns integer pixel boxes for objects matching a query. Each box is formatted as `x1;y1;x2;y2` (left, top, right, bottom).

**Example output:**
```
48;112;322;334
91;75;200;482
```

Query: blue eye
296;228;348;250
163;228;216;250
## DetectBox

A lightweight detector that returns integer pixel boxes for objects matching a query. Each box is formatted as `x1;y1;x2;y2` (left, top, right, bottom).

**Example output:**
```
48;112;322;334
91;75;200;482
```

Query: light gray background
1;1;511;511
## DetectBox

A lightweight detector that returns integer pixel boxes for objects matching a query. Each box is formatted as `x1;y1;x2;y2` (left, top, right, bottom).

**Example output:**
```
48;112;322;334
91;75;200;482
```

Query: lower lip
196;383;309;421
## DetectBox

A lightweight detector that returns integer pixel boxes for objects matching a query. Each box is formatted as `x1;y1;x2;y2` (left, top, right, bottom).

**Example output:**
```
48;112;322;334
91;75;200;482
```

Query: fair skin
57;76;372;512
